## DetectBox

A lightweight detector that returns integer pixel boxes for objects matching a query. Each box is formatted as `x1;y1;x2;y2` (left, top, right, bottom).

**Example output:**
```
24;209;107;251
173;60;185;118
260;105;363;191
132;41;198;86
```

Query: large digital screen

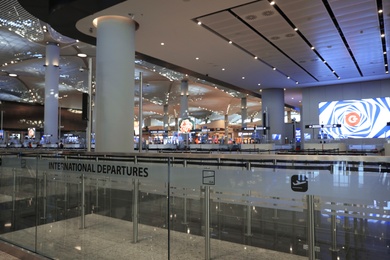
179;118;193;133
28;128;36;139
319;97;390;138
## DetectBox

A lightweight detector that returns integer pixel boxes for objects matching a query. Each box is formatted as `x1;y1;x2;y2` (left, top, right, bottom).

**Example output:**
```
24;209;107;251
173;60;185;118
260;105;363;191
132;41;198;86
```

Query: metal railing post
81;174;85;229
330;212;339;252
204;186;211;260
133;179;139;243
307;195;316;260
12;169;16;230
42;172;47;223
182;159;188;225
245;162;252;237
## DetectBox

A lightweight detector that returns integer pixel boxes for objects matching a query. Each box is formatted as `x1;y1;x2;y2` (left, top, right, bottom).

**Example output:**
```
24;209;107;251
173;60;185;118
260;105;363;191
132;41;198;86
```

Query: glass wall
0;153;388;260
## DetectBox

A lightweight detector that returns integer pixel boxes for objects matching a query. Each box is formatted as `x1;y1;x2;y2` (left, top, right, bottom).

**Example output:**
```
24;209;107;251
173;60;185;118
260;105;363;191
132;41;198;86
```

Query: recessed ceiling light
161;42;165;45
197;21;202;25
311;46;315;50
287;76;290;79
242;76;245;79
222;68;225;71
296;81;299;84
196;57;199;60
258;83;261;86
381;34;385;38
294;27;298;31
77;53;87;58
272;67;276;70
228;40;232;44
378;9;383;14
270;1;275;5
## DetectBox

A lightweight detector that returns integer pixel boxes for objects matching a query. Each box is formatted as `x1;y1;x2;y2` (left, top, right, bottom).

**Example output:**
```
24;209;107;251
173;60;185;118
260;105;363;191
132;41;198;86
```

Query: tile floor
1;214;306;260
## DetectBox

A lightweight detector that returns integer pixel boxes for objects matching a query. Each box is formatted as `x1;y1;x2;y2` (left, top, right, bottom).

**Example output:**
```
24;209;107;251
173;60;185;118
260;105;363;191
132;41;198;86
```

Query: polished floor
0;214;306;260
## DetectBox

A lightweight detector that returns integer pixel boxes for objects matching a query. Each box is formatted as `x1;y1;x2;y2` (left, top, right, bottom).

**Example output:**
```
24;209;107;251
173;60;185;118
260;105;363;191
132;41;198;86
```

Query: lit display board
319;97;390;138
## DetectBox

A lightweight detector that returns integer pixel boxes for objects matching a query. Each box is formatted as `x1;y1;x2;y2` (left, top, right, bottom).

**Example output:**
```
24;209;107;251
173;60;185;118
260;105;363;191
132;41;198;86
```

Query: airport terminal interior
0;0;389;259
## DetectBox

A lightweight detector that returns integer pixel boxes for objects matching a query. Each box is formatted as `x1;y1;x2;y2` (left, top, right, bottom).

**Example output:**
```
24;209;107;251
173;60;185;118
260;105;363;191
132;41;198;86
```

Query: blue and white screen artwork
318;97;390;139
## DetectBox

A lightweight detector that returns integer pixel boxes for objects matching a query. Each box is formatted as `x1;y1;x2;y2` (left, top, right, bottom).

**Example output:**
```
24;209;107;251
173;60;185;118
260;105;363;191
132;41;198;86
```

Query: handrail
1;149;390;163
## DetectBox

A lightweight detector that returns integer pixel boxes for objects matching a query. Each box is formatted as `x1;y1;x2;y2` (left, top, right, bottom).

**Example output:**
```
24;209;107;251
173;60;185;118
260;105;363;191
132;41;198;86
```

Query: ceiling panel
329;0;385;77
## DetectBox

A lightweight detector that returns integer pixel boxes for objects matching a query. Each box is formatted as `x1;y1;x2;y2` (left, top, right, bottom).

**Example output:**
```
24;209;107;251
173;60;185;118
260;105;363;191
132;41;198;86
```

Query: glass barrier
0;153;388;260
0;157;37;252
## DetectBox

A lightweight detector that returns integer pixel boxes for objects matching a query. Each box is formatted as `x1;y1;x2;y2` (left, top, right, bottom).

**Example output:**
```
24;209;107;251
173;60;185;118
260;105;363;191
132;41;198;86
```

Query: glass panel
0;157;37;252
33;158;170;259
313;161;390;260
0;153;388;260
35;169;84;258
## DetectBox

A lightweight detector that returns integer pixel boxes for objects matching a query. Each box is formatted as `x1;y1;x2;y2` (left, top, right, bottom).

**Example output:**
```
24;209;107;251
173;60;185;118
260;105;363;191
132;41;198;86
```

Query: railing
0;151;389;260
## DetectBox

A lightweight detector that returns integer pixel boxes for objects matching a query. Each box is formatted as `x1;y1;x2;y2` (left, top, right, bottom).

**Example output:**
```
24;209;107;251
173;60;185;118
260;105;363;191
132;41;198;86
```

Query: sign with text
202;170;215;185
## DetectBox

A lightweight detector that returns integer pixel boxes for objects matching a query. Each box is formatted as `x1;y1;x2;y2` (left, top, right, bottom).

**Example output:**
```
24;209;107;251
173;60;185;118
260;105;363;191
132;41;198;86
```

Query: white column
262;88;285;139
144;117;152;128
241;97;247;128
93;15;137;153
44;43;60;143
163;104;169;130
180;79;189;119
224;114;229;143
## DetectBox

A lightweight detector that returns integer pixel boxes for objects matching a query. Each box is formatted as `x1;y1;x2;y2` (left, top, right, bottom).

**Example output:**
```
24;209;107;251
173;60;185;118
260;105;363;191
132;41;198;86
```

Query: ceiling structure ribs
269;0;340;80
194;0;388;85
321;0;363;77
193;4;314;85
376;0;389;74
227;9;317;83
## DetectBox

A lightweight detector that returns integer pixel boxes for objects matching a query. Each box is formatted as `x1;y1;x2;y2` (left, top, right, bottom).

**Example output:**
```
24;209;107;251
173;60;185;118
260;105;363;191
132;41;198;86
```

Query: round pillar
241;97;247;128
163;104;169;130
93;15;137;153
44;43;60;143
180;79;189;119
262;88;285;140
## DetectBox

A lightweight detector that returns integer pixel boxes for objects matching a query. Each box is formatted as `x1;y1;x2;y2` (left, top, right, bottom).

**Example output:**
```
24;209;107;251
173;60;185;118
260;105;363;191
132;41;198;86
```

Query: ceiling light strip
322;0;363;77
376;0;388;73
269;0;342;79
227;9;316;82
195;17;299;85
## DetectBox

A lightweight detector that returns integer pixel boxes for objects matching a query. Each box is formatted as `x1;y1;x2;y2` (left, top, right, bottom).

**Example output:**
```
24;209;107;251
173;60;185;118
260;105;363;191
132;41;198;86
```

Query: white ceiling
3;0;390;126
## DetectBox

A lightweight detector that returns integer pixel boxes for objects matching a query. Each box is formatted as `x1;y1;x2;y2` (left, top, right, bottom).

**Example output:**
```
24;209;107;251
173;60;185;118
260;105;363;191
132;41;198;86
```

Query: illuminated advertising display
319;97;390;138
28;128;36;139
179;118;193;133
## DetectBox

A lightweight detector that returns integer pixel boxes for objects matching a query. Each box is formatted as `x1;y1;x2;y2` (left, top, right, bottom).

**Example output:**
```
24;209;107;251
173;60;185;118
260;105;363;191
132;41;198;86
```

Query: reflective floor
1;214;306;260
